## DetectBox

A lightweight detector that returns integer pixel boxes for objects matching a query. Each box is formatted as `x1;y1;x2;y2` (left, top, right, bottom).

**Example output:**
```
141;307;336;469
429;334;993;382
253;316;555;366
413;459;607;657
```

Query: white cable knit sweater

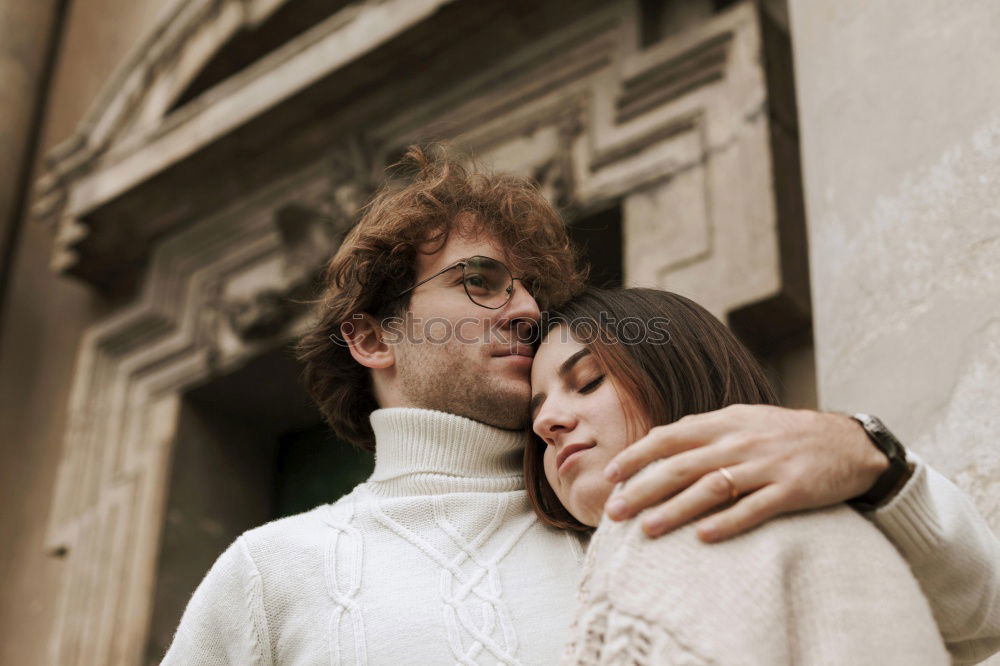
162;408;1000;665
163;408;586;665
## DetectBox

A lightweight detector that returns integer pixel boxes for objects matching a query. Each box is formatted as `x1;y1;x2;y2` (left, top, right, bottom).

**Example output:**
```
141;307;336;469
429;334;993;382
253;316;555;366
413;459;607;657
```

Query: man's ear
342;313;394;369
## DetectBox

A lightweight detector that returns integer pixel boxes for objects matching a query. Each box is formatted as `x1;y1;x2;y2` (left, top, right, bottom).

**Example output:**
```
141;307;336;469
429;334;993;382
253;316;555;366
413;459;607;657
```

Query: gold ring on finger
717;467;738;501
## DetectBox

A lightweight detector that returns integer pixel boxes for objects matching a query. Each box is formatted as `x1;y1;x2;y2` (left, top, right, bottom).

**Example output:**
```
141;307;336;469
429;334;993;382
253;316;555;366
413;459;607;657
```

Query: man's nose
497;279;541;345
505;279;541;324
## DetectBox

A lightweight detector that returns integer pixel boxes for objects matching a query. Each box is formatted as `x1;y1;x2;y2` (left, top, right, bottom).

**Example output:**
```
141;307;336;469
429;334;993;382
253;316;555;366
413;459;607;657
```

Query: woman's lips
557;443;596;473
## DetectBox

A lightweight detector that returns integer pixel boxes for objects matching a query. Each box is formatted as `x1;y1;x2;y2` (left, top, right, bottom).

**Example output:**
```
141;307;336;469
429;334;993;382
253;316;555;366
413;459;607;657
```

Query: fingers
604;413;727;484
604;446;735;521
636;463;767;537
694;484;790;543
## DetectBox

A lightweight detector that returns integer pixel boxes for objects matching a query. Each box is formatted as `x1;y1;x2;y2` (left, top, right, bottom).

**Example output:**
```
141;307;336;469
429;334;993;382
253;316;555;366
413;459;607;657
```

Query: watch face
855;413;881;433
852;414;903;458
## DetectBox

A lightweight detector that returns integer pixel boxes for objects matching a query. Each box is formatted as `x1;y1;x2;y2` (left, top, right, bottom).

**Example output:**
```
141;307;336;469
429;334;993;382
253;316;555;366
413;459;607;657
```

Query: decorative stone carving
222;287;300;341
219;202;337;341
325;134;380;229
531;107;584;212
616;32;731;123
275;203;340;284
216;137;379;342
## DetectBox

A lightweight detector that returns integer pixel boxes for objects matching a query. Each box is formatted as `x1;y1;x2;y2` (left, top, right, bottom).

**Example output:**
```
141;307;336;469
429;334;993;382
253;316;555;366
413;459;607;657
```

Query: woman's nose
532;401;577;445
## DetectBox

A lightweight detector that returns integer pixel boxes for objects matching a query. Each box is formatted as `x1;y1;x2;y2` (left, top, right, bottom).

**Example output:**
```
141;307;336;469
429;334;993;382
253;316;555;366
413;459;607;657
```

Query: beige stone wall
0;0;59;288
789;0;1000;540
0;2;177;664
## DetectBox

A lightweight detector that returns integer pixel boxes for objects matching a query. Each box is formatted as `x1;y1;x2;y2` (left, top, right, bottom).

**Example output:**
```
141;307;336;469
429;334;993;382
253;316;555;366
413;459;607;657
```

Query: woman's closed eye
578;375;605;394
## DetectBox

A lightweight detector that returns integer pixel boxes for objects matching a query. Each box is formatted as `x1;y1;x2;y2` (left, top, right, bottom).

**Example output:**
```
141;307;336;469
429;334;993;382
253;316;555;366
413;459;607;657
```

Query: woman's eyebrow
558;348;591;376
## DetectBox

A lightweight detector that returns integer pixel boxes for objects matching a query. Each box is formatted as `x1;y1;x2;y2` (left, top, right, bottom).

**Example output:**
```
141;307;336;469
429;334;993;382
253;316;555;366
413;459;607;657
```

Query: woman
526;288;949;664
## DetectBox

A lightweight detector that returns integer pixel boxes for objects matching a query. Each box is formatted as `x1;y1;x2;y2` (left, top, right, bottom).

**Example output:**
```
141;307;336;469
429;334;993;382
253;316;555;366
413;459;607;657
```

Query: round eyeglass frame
395;255;534;310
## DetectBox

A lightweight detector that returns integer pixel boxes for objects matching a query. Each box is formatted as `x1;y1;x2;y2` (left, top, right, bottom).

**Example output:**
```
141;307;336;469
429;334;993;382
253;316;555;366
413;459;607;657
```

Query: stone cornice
33;0;457;279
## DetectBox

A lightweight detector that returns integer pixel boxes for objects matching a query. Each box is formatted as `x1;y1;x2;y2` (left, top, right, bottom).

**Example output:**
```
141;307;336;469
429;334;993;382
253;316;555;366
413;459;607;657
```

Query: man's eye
464;274;490;291
579;376;605;394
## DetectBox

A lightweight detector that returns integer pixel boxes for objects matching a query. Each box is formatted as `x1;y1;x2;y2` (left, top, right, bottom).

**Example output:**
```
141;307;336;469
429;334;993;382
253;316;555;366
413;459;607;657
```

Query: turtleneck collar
363;407;528;497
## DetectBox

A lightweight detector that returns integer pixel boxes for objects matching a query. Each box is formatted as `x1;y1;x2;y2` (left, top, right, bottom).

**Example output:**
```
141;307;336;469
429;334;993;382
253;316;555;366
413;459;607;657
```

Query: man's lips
492;345;535;359
556;443;596;473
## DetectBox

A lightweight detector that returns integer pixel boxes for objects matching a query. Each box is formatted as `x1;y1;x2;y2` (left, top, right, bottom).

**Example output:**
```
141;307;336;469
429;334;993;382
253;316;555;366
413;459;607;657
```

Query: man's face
388;222;541;429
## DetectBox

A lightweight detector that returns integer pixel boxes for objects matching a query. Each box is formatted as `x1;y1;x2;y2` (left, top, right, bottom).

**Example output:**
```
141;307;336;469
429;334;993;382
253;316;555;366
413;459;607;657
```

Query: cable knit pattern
322;501;366;664
367;494;534;664
244;544;274;666
561;502;952;665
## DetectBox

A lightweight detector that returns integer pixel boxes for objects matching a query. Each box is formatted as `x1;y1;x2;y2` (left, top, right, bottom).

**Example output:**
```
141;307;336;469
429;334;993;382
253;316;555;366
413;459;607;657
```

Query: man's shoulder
239;488;366;563
170;491;370;652
242;492;355;544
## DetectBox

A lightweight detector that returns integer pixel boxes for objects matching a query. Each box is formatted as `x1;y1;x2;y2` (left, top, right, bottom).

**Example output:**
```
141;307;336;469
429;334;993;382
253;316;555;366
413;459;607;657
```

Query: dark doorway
569;205;623;289
274;422;374;517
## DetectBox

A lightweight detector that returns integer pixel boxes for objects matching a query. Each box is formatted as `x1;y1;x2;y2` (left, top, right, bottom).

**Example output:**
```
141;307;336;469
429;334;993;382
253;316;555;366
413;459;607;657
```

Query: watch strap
847;413;911;511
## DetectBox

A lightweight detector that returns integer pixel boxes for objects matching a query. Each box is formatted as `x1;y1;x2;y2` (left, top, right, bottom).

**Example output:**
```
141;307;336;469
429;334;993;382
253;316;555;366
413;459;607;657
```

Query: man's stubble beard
396;339;530;430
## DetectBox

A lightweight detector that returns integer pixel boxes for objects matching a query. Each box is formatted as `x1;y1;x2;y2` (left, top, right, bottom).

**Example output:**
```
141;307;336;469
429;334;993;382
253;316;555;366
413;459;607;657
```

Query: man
163;146;999;664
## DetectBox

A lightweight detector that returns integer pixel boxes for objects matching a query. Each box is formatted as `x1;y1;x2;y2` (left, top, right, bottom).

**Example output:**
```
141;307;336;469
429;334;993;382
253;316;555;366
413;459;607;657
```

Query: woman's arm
867;452;1000;665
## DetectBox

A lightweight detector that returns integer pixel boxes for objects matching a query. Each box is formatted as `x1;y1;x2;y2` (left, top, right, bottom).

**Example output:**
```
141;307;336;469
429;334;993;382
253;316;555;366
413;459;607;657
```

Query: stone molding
32;0;456;275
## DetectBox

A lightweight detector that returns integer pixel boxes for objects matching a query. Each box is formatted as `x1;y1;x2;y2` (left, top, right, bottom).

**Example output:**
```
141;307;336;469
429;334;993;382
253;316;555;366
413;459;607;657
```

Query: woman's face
530;326;633;527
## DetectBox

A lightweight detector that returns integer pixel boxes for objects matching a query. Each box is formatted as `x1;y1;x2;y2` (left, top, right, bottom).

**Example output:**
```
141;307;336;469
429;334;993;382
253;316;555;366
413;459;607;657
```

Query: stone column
0;0;62;311
788;0;1000;529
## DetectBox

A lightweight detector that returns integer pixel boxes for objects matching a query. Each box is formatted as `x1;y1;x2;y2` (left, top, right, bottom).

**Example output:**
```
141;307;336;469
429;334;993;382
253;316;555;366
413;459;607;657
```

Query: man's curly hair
296;145;586;450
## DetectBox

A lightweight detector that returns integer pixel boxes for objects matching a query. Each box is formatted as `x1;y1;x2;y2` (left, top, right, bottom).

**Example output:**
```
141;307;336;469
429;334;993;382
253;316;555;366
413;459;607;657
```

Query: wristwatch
847;413;912;512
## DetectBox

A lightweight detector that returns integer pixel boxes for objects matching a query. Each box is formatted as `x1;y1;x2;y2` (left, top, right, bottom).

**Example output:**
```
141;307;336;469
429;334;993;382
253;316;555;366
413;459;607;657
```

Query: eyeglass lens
462;256;513;308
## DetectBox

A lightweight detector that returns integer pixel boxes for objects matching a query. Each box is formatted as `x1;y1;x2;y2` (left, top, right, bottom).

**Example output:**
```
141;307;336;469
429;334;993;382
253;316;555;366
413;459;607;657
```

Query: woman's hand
602;404;892;541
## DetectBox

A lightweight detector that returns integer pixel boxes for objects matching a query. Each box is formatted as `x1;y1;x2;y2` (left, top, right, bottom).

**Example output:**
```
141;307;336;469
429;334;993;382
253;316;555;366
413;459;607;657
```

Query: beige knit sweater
561;503;950;665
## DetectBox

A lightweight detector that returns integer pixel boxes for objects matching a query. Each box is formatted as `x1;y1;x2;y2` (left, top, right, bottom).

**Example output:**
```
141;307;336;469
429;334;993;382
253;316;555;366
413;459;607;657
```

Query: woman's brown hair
296;144;585;450
524;287;780;532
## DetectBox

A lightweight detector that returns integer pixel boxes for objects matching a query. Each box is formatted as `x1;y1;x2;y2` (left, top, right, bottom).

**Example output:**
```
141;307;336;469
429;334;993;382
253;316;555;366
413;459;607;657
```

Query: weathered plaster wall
788;0;1000;534
0;1;178;663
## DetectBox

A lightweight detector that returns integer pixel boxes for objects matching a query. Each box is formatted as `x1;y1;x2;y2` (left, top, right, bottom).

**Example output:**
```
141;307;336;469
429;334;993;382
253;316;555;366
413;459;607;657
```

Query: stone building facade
0;0;995;664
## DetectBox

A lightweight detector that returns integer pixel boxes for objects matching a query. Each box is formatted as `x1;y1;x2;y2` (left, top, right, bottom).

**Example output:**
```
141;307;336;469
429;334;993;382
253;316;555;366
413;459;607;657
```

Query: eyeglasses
396;255;535;310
